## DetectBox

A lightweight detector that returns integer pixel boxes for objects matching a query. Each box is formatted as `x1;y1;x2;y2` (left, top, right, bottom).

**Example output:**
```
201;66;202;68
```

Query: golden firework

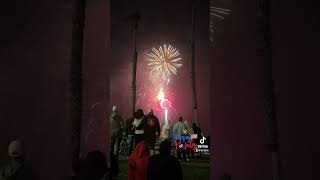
147;44;182;80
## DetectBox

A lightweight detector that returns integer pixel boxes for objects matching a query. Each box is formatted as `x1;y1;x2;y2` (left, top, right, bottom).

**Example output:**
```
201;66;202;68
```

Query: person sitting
128;141;150;180
147;140;182;180
0;140;38;180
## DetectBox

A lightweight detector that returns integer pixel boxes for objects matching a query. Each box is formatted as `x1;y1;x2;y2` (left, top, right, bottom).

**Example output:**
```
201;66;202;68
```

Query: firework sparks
157;88;165;101
160;99;172;110
157;87;173;122
147;44;182;80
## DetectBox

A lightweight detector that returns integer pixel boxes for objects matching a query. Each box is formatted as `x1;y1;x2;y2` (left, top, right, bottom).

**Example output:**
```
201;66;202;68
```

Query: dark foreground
116;155;210;180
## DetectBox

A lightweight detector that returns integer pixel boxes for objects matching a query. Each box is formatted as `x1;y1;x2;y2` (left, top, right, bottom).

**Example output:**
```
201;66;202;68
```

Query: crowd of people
0;140;110;180
0;106;204;180
110;105;203;180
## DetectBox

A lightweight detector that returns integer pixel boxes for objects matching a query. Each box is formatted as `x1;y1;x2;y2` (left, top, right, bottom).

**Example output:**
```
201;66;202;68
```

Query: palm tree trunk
132;28;137;115
70;0;86;163
191;0;199;127
257;0;281;179
129;12;140;116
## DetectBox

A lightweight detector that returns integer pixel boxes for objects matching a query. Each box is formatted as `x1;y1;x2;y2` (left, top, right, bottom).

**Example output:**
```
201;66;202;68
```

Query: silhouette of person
0;140;38;180
147;140;182;180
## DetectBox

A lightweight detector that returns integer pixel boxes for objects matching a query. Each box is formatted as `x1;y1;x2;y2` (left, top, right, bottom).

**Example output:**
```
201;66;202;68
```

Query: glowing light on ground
147;44;182;80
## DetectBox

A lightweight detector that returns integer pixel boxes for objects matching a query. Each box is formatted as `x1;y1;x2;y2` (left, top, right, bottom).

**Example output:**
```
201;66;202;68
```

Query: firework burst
147;44;182;80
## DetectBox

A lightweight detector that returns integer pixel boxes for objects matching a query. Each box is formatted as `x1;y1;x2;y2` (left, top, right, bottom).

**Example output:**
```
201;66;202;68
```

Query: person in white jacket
132;109;147;146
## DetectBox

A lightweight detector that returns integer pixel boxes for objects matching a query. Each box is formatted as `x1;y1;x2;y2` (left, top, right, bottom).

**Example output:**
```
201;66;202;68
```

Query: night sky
110;0;211;133
0;0;319;180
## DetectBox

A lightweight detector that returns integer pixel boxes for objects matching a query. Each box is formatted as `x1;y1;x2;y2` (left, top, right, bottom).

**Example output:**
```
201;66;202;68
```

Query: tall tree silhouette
257;0;281;179
191;0;199;127
126;12;141;115
70;0;86;162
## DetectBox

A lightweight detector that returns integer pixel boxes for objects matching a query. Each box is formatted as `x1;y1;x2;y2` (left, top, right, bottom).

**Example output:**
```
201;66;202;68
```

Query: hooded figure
0;140;38;180
110;105;124;157
144;109;160;155
128;141;150;180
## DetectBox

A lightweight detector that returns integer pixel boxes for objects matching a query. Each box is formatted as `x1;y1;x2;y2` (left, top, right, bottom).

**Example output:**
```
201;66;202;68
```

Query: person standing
125;115;135;156
128;141;150;180
173;117;187;161
192;122;202;158
184;121;194;159
144;109;160;156
173;117;185;138
132;109;146;146
110;105;124;158
192;122;202;145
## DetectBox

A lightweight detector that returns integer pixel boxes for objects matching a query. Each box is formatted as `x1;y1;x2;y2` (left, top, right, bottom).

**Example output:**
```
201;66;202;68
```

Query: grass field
117;155;210;180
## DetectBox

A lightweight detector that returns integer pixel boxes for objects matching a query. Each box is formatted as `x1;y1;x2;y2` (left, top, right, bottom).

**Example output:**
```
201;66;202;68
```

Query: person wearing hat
144;109;160;156
0;140;38;180
110;105;124;158
132;109;147;146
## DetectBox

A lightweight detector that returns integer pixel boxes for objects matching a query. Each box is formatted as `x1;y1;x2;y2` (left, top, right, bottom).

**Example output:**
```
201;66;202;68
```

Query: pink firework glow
157;88;172;110
160;99;172;110
156;87;174;122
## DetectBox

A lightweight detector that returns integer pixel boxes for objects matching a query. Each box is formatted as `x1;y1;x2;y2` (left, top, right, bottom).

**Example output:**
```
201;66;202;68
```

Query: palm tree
191;0;199;127
70;0;86;163
257;0;281;179
126;11;141;115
